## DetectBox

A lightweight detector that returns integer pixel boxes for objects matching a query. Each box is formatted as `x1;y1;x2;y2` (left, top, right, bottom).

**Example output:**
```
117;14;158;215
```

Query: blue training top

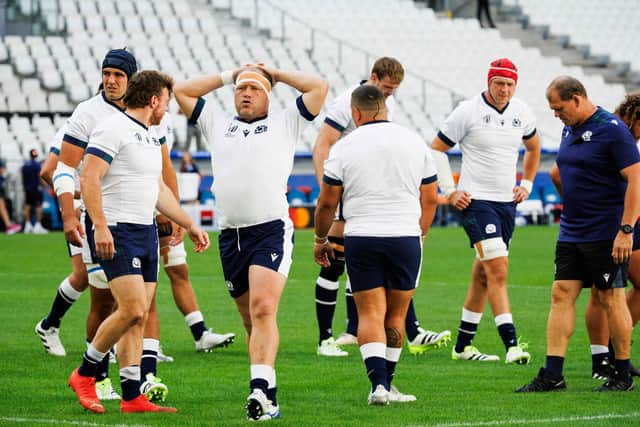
557;107;640;243
21;159;41;193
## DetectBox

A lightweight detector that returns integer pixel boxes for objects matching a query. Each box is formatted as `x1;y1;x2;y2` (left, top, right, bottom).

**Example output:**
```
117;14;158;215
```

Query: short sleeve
189;97;216;147
64;104;93;149
437;101;471;147
324;91;352;133
421;145;438;184
282;95;317;147
85;122;120;164
521;103;537;140
610;123;640;171
47;125;66;155
322;140;343;185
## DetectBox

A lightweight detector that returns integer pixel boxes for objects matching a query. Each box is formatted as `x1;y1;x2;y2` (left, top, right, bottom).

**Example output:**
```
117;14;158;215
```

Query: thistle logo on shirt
512;118;521;127
582;131;592;142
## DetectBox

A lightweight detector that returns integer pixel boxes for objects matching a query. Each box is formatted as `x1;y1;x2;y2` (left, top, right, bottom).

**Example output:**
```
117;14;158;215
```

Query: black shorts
25;189;43;206
554;240;627;290
344;236;421;292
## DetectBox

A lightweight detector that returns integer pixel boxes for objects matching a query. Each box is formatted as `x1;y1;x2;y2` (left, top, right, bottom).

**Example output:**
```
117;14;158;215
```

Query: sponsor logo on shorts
485;224;496;234
271;253;279;262
132;257;141;268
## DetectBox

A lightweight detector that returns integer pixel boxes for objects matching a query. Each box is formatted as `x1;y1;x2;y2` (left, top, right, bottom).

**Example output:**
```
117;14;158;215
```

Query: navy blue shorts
344;236;421;292
555;240;627;290
460;200;516;247
90;223;159;283
219;218;294;298
25;189;42;206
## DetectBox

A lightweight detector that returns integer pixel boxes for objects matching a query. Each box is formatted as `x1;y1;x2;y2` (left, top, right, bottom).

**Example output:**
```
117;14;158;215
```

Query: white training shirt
86;113;163;225
323;120;437;237
324;81;395;137
191;95;316;229
153;113;175;153
438;93;536;202
64;91;126;150
48;124;82;192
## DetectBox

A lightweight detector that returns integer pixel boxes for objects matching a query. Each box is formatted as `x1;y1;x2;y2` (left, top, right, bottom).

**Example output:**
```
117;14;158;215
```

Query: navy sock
346;293;358;336
592;352;610;371
497;323;517;351
405;300;419;342
190;321;206;341
79;351;101;377
455;321;478;353
316;285;338;343
42;286;77;329
95;352;110;381
250;378;269;395
141;349;157;379
120;366;141;401
386;360;397;386
364;356;388;392
545;355;564;378
267;387;278;406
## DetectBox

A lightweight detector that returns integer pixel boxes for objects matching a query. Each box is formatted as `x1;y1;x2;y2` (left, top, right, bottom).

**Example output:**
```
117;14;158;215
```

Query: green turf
0;226;638;426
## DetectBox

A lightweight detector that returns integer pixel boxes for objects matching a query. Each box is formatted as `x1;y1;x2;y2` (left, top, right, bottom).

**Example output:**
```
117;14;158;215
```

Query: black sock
405;300;419;342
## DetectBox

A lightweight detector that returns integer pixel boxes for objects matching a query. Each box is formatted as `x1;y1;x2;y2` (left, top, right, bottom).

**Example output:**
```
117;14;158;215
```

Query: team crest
581;131;592;142
225;280;234;291
132;257;141;268
485;224;496;234
225;124;238;137
254;125;268;134
512;118;521;127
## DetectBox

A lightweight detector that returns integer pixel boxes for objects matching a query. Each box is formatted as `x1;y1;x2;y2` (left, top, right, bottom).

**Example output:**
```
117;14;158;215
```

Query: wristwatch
620;224;634;234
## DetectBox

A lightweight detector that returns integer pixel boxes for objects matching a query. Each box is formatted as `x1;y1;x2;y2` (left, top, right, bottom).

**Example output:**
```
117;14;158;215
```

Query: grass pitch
0;226;638;426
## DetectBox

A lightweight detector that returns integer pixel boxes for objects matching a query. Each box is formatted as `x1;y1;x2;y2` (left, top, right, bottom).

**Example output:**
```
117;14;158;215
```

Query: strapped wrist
520;179;533;193
314;234;329;244
220;70;234;86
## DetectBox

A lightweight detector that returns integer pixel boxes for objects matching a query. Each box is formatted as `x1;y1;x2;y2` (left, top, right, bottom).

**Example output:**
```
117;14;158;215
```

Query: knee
167;265;189;284
483;263;508;287
550;283;574;306
119;302;147;327
251;301;277;322
69;271;89;290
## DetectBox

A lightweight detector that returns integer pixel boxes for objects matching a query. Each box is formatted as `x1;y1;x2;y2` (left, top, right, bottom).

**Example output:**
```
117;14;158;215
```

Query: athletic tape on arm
431;148;456;197
52;161;76;197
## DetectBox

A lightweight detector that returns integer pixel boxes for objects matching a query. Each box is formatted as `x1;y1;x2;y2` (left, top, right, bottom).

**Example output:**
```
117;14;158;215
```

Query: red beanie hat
487;58;518;86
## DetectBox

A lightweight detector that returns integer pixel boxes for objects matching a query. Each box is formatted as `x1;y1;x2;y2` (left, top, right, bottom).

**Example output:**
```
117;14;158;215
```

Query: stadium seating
1;0;630;158
515;0;640;77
